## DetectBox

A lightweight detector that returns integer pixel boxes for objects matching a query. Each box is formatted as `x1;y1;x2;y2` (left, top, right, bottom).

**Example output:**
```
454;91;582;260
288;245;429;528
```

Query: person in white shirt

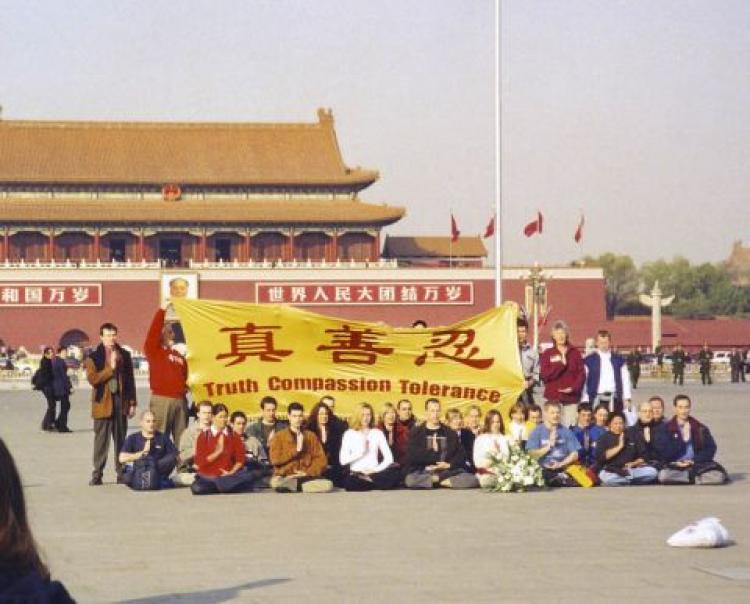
473;410;510;489
581;331;633;422
339;403;402;491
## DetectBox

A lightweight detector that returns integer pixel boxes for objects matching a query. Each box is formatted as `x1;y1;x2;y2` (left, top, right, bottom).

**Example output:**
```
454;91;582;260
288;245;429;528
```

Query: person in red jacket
144;302;188;446
540;320;585;427
191;403;257;495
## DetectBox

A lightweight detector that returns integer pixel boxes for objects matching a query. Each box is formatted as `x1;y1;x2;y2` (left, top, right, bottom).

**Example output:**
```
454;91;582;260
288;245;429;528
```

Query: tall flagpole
494;0;503;305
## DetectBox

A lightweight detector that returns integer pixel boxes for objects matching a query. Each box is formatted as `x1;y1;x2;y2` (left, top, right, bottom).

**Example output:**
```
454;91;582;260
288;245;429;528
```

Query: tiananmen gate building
1;109;748;354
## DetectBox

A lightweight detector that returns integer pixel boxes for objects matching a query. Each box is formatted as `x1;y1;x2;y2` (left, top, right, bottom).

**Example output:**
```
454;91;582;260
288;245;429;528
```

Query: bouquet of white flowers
485;443;545;492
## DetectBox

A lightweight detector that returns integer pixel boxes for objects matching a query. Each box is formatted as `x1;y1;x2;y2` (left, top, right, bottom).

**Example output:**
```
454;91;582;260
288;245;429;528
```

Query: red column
288;229;295;262
244;232;251;262
201;231;207;262
138;231;145;262
48;228;55;262
374;231;381;260
93;229;100;262
0;228;6;262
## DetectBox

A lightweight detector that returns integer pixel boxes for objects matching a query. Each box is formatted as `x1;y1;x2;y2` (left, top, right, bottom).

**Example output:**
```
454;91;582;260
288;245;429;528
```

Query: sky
1;0;748;267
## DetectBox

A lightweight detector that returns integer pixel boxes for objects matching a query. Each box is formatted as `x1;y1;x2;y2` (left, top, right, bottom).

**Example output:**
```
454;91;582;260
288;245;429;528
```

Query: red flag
523;211;543;237
574;215;585;243
451;213;460;242
483;216;495;238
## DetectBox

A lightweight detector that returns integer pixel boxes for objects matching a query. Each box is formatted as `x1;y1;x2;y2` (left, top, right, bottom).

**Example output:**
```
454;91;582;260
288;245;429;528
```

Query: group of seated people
116;392;729;494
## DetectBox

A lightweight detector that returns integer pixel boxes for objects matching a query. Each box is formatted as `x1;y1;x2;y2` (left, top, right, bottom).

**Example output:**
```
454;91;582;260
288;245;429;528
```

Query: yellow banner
173;299;525;418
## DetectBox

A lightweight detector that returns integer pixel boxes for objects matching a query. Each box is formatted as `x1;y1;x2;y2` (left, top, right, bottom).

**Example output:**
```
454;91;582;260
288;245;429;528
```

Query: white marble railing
0;259;163;269
187;258;399;269
0;258;400;270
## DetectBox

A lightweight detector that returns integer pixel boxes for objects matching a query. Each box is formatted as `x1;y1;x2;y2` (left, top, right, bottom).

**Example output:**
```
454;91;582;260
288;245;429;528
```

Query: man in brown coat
85;322;137;485
268;401;333;493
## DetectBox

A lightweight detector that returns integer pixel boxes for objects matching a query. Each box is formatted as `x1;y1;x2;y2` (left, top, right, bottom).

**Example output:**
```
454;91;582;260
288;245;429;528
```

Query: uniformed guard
697;343;713;386
672;344;687;386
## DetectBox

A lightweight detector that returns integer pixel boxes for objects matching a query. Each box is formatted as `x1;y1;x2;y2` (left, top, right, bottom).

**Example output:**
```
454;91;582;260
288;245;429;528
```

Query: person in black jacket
595;411;658;486
0;436;75;602
654;394;729;485
404;399;479;489
445;407;476;472
51;347;73;432
306;400;345;487
37;347;57;432
626;401;662;467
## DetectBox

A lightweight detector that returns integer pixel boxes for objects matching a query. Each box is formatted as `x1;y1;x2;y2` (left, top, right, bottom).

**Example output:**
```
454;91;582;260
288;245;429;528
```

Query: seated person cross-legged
339;403;402;491
473;410;511;489
118;410;177;490
594;411;658;486
173;400;212;487
268;402;334;493
527;401;588;487
654;394;729;486
191;403;257;495
570;403;605;469
403;398;479;490
627;400;663;468
230;410;273;486
306;400;345;487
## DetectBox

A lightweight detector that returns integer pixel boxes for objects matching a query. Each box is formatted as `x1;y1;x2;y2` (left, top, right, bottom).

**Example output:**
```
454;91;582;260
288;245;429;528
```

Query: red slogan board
255;282;473;305
0;283;102;307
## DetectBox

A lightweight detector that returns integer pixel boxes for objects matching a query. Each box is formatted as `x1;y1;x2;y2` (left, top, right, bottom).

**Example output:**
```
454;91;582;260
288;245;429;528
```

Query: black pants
41;390;57;430
92;395;127;480
630;369;640;388
191;469;256;495
56;395;71;430
343;465;402;491
701;370;712;385
673;370;684;385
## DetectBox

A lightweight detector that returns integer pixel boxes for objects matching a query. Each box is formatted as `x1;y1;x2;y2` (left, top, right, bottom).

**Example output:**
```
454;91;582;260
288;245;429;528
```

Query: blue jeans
599;465;658;486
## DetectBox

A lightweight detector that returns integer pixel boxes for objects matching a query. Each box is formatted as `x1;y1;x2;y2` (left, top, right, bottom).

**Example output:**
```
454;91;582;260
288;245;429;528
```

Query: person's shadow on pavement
115;578;290;603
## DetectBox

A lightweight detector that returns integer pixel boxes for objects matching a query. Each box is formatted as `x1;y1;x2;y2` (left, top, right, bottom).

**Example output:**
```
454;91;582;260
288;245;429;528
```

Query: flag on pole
483;215;495;239
451;213;460;242
574;214;585;243
523;211;543;237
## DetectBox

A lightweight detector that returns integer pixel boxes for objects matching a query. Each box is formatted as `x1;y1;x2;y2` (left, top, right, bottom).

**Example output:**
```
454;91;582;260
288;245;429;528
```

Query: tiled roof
382;235;487;258
0;197;404;226
0;109;377;188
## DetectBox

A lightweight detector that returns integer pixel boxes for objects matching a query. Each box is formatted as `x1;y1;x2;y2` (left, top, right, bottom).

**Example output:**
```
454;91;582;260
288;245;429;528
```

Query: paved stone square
1;380;749;603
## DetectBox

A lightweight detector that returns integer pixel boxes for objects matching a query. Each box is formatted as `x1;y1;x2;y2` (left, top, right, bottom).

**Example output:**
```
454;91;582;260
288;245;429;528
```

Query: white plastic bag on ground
667;517;731;548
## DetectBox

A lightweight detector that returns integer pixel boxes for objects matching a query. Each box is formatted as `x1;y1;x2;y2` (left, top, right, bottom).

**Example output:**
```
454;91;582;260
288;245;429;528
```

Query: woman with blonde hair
340;402;401;491
472;410;510;488
377;402;398;454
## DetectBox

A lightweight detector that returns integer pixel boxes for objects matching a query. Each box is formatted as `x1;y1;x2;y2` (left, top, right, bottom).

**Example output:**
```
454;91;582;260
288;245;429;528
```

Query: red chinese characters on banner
0;283;102;307
316;325;395;365
255;282;473;305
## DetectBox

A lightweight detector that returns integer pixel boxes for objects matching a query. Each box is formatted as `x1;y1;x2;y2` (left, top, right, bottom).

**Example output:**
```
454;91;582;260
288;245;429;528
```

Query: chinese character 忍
415;329;494;369
215;323;293;367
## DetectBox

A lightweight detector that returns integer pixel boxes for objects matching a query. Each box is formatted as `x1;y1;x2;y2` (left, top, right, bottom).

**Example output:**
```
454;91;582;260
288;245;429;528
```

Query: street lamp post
525;264;548;351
